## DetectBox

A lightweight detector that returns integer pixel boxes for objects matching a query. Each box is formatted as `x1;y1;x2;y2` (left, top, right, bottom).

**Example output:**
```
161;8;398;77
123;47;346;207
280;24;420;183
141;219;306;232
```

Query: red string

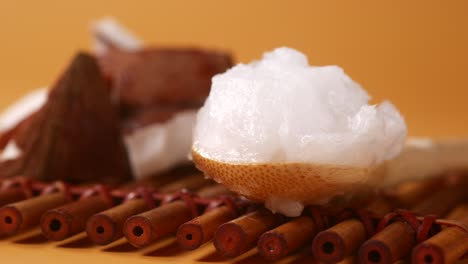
41;181;73;201
335;208;377;236
124;187;157;209
375;209;460;242
355;209;377;236
178;190;199;218
79;184;115;207
417;215;438;243
204;195;242;216
307;206;329;231
432;218;468;233
1;177;34;198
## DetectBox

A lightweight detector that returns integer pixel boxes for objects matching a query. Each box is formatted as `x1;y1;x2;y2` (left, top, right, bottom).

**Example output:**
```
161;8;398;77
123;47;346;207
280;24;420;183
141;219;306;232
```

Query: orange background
1;1;468;137
0;1;467;263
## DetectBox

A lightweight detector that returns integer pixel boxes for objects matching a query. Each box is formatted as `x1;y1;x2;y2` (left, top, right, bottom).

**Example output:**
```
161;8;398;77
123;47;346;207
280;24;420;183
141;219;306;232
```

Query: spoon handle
383;137;468;186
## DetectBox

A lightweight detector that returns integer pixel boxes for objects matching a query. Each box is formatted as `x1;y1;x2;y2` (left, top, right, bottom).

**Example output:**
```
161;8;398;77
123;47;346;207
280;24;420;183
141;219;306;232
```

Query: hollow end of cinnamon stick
257;231;288;259
86;198;150;245
86;214;116;245
0;206;22;235
176;223;204;250
176;205;236;250
123;215;153;248
412;243;444;264
0;192;71;236
40;210;73;241
312;230;346;263
258;216;316;260
213;222;247;258
358;240;393;264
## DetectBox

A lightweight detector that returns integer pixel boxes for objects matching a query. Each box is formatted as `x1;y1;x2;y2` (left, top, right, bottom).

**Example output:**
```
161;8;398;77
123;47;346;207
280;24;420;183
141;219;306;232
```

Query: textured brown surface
100;48;233;108
191;148;373;206
0;53;132;184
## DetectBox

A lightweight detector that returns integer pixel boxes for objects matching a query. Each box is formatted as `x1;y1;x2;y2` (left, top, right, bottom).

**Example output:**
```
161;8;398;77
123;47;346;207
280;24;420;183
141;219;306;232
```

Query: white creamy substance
194;47;407;168
91;17;143;55
0;88;48;133
124;110;197;179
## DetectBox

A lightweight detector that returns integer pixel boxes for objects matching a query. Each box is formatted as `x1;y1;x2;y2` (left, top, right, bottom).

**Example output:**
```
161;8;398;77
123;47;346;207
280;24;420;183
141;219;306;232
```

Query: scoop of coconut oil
193;47;407;216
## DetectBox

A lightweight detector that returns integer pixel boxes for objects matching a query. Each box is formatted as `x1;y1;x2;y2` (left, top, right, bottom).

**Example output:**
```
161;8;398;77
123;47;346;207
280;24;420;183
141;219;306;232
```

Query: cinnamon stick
123;184;223;248
312;198;394;263
213;209;285;258
310;178;441;262
257;216;317;260
86;173;208;245
313;219;367;262
0;188;28;207
174;184;232;249
123;200;192;248
86;199;148;245
412;204;468;264
445;203;468;221
157;173;208;193
0;192;70;235
195;184;230;198
358;184;468;264
176;205;237;250
41;195;113;241
338;256;358;264
118;165;202;192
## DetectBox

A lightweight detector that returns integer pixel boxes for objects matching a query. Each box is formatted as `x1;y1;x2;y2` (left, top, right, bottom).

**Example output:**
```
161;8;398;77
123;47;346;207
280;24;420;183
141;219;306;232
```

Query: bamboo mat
0;228;465;263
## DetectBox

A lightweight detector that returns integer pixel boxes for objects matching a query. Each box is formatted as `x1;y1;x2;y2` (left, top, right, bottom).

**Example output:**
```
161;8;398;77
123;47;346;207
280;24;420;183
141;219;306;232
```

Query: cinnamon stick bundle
358;184;468;264
312;197;395;263
0;171;465;262
312;177;447;262
87;199;148;245
123;184;223;248
412;204;468;264
86;173;208;245
41;194;114;241
0;53;132;184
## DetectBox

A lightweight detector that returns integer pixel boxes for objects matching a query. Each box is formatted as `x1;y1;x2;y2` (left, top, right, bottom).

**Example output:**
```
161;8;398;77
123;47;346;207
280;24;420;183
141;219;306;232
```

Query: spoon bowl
192;148;379;216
